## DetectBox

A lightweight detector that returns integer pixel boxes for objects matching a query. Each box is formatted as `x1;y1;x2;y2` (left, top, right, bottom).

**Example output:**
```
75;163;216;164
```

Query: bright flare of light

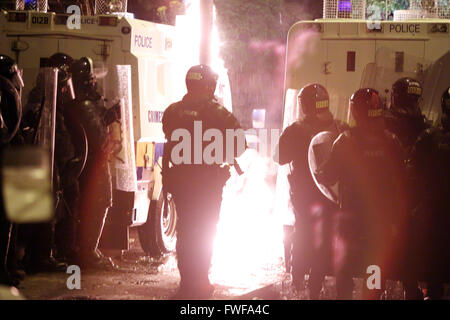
177;2;284;293
175;0;232;111
210;150;285;295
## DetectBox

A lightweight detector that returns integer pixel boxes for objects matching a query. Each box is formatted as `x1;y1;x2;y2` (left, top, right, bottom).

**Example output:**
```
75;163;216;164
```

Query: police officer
0;54;24;286
67;57;120;270
317;88;407;299
19;52;76;273
162;65;245;299
385;77;430;154
406;87;450;299
274;84;346;298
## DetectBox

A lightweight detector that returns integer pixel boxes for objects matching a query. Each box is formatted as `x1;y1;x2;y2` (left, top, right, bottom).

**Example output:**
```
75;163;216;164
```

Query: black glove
104;101;121;126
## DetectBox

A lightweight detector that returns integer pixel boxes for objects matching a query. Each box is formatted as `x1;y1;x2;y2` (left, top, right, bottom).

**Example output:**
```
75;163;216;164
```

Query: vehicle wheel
138;192;177;257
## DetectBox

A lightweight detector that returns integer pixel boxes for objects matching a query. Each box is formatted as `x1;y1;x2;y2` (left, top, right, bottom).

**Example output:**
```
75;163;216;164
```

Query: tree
128;0;185;24
366;0;410;19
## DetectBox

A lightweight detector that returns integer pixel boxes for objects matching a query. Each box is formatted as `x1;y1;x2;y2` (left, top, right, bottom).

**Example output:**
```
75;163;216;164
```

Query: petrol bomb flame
210;150;285;294
178;2;285;291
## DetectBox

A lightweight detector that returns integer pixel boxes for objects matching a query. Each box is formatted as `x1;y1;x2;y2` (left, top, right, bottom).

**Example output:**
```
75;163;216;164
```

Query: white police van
283;6;450;127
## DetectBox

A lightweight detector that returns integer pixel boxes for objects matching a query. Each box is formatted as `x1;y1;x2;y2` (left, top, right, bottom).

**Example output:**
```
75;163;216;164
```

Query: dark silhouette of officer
162;65;245;299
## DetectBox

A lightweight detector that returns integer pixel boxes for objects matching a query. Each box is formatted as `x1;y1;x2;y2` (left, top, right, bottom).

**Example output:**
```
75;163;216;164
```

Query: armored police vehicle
283;0;449;127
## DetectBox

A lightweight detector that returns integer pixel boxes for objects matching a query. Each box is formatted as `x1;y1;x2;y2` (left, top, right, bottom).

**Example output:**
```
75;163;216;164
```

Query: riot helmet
46;53;75;100
298;83;330;117
70;57;94;82
0;54;24;91
391;77;422;115
70;57;102;101
46;52;73;84
185;65;218;97
350;88;384;127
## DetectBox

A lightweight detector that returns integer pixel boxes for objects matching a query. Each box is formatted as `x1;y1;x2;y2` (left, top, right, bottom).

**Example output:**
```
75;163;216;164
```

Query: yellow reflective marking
407;86;422;95
315;100;329;109
186;72;203;80
368;109;383;117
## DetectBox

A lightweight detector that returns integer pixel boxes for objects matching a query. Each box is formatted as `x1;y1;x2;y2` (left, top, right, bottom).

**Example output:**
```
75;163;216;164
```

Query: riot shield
34;67;58;185
107;65;137;192
308;131;339;204
421;51;450;123
360;47;430;103
360;47;430;95
2;67;56;223
0;75;22;144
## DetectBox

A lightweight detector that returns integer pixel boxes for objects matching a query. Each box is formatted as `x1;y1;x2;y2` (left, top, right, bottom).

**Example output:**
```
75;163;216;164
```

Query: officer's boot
79;207;117;270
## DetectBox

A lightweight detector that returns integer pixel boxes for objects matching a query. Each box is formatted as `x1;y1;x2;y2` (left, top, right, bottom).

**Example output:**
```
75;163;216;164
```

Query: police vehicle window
347;51;356;72
395;52;404;73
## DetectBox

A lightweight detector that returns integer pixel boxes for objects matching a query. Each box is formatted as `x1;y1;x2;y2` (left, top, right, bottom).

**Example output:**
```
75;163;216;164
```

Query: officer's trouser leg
80;204;108;256
309;215;333;299
336;265;354;300
291;216;311;290
0;218;12;276
174;191;221;294
336;242;361;300
78;165;111;260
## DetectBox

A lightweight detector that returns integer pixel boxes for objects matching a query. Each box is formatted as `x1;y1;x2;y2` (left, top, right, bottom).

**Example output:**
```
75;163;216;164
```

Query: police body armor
67;97;113;196
162;95;238;196
285;115;344;209
385;77;430;152
384;109;429;151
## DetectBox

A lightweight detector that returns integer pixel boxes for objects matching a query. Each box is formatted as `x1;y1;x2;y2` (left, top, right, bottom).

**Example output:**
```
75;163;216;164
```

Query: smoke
214;0;318;129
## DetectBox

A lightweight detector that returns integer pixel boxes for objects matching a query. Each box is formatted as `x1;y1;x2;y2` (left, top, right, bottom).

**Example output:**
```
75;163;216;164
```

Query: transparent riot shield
360;47;430;103
421;51;450;123
2;67;56;223
308;131;339;204
361;47;430;93
34;67;58;184
107;65;137;192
